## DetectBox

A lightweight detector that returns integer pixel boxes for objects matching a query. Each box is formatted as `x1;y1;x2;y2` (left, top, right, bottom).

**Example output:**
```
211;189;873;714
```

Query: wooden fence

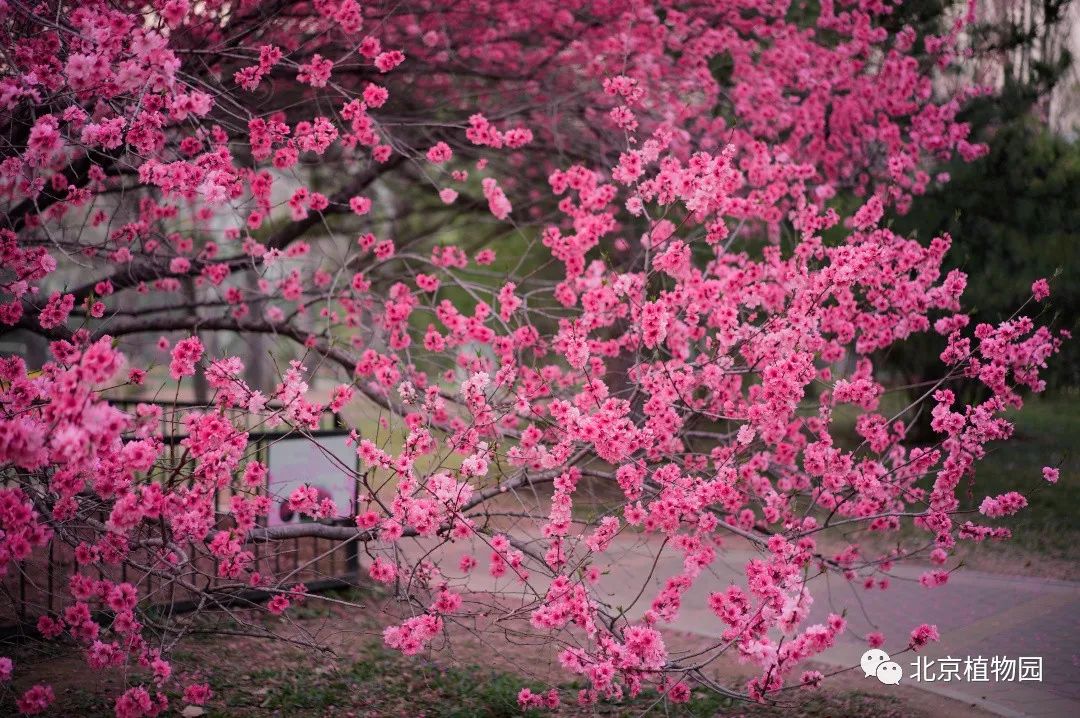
0;400;362;638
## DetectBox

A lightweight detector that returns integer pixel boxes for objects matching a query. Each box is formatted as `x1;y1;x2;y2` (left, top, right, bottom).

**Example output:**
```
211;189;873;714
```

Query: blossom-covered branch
0;1;1067;715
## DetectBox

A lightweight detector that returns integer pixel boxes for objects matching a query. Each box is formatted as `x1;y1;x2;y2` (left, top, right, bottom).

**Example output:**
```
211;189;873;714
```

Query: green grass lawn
969;393;1079;558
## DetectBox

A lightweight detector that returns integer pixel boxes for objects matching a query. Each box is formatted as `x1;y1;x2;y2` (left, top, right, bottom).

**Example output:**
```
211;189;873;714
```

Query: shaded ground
0;585;996;718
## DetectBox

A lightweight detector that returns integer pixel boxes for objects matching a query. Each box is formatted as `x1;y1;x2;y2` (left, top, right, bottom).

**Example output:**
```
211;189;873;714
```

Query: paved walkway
403;534;1080;717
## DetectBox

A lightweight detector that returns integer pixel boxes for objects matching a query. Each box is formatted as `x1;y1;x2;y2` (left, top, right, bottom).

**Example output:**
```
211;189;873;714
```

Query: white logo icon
861;648;902;684
876;660;903;684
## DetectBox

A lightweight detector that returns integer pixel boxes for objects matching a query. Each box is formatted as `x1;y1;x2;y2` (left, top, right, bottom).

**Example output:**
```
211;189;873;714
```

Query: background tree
859;0;1079;437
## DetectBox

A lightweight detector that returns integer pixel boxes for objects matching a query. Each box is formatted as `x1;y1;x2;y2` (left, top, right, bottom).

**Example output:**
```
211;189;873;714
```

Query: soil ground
0;585;999;718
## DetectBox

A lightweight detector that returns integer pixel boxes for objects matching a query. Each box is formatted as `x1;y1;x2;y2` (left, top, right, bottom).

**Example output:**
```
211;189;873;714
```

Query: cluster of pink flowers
382;614;442;655
168;336;203;379
481;177;512;220
909;624;942;651
16;684;54;715
426;142;452;163
979;492;1029;518
288;485;338;519
234;44;283;91
297;54;334;88
518;687;561;710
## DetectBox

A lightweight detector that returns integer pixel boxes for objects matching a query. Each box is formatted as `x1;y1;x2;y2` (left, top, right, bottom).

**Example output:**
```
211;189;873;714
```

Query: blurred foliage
878;0;1080;398
889;118;1080;388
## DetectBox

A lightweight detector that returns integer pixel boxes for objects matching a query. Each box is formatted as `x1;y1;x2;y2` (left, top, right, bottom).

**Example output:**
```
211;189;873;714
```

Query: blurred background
880;0;1079;575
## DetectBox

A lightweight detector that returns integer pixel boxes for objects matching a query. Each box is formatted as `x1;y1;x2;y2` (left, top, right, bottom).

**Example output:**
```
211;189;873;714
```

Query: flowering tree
0;0;1067;715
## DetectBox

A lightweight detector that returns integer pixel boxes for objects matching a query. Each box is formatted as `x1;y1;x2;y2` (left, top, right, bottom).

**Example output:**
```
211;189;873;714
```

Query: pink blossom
297;54;333;87
909;624;940;651
16;684;54;715
667;682;691;703
1032;278;1050;301
426;142;452;163
481;177;511;219
369;557;397;584
267;595;290;615
979;491;1028;518
374;51;405;73
183;683;212;705
39;292;74;329
350;196;372;215
416;274;440;292
169;336;203;379
114;686;163;718
363;84;389;107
